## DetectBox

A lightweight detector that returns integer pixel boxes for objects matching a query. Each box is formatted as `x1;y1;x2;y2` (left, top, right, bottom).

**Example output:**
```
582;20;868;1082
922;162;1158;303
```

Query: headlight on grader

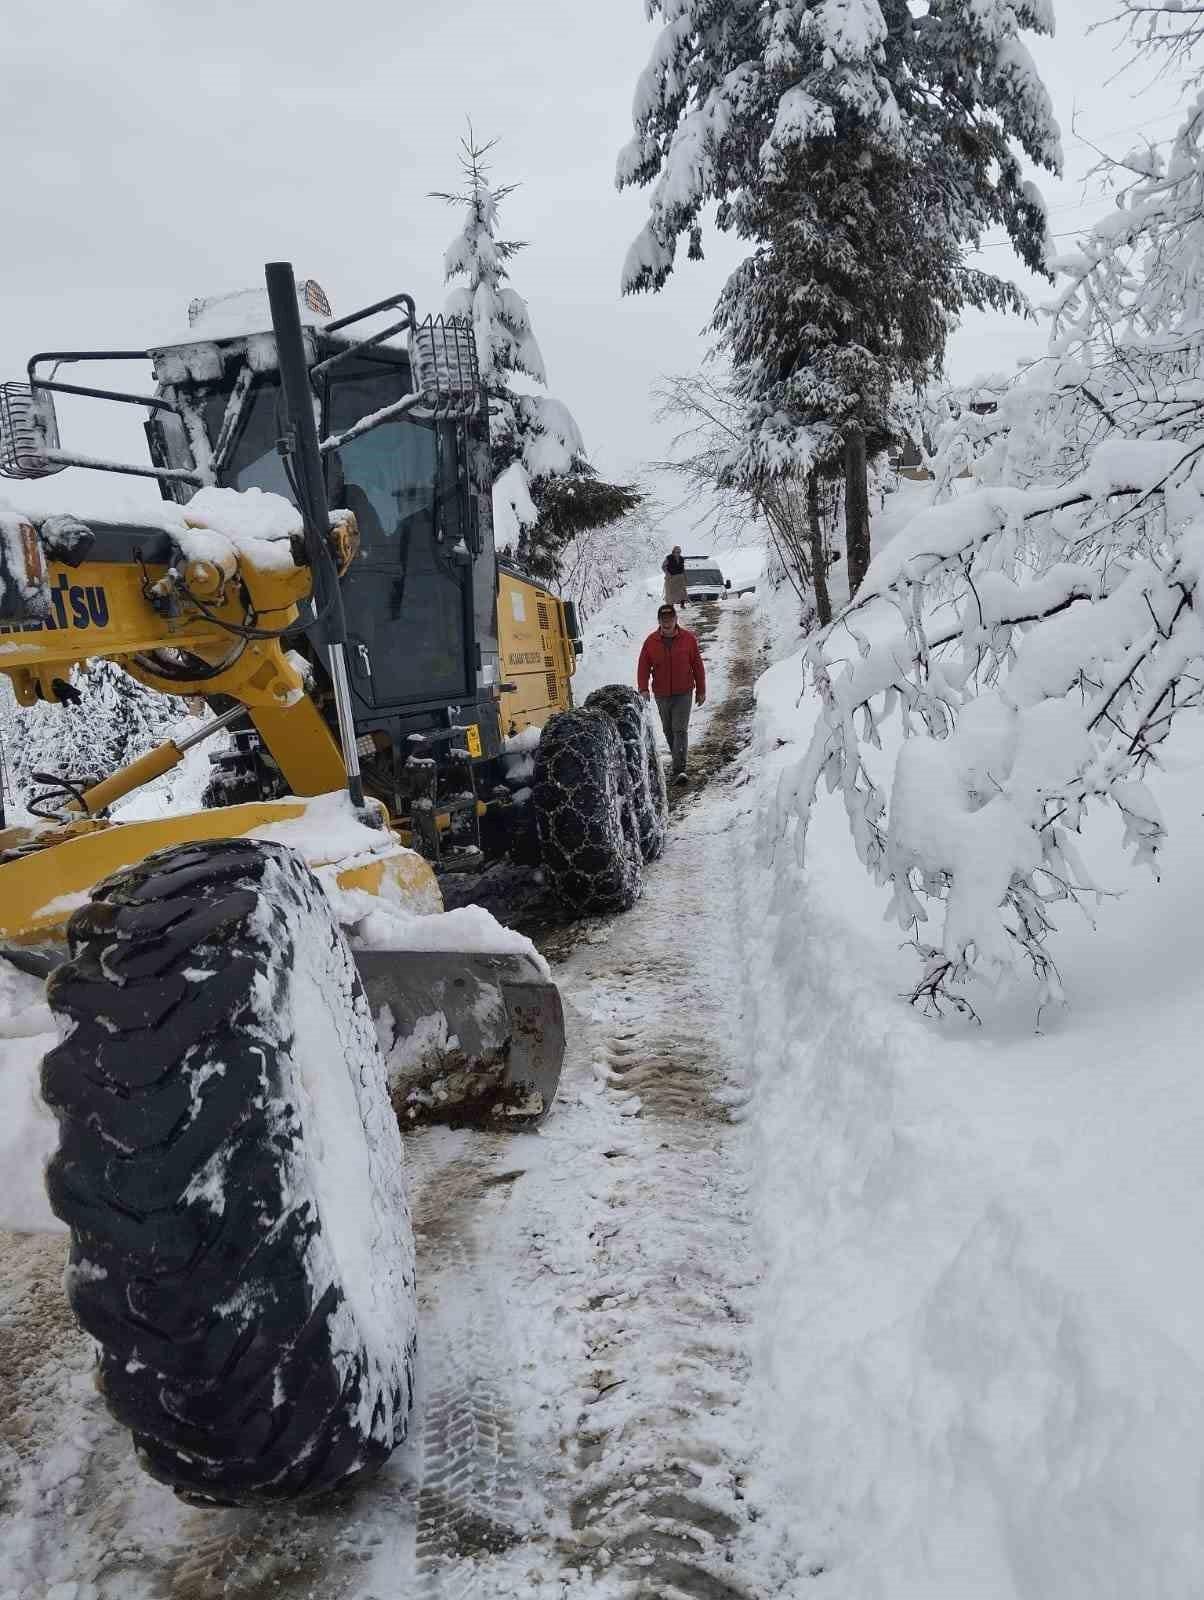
0;382;66;480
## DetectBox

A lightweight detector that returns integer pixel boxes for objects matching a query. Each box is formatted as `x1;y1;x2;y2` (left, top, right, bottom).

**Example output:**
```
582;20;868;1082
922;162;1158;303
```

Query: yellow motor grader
0;263;667;1507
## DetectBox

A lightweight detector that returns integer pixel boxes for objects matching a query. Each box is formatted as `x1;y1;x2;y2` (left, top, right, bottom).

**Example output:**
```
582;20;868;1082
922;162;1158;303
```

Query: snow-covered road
12;567;1199;1598
0;595;776;1599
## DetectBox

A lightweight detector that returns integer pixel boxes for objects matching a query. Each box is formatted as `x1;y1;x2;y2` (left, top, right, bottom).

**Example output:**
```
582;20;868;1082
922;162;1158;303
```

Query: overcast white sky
0;0;1183;535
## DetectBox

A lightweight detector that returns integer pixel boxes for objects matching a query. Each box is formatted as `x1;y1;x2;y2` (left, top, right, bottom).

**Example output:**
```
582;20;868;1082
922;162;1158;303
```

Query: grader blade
354;948;565;1129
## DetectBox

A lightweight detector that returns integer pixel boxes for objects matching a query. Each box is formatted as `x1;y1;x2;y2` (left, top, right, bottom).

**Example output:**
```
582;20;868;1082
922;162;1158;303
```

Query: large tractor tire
585;684;669;862
533;709;643;914
40;838;417;1506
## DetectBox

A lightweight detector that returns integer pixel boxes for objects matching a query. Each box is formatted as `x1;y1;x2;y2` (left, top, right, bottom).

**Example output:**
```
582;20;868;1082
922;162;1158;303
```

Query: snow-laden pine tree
618;0;1061;594
434;132;641;584
1;660;186;817
771;18;1204;1013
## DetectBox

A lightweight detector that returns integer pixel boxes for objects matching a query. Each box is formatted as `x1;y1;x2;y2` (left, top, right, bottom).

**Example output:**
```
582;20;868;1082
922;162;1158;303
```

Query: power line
1064;104;1189;148
1042;194;1112;218
965;126;1183;253
972;158;1182;250
970;227;1092;252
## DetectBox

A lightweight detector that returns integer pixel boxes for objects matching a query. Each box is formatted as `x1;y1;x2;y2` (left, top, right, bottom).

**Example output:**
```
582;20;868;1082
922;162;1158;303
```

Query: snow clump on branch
776;440;1204;1012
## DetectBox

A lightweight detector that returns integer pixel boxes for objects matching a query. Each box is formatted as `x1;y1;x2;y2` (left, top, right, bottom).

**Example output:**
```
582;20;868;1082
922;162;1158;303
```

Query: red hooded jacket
637;625;706;700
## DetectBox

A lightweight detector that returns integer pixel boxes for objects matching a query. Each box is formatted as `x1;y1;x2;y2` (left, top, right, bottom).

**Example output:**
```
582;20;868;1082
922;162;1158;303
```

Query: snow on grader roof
160;277;334;348
146;277;341;386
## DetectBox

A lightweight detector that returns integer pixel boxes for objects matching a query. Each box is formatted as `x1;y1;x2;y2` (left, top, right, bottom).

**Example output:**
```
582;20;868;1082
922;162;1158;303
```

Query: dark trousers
655;691;693;775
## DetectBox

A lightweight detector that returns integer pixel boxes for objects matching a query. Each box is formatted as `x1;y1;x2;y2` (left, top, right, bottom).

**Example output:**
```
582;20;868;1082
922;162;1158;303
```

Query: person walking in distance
637;603;706;785
662;545;688;609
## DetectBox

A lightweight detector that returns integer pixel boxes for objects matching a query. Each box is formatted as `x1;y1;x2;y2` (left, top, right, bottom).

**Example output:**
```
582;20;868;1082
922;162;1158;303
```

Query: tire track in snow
402;1131;537;1600
389;600;768;1599
559;843;757;1594
547;601;766;1597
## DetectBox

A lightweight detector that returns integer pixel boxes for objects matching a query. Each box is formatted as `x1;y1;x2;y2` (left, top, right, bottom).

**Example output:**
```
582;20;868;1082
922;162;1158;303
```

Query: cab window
203;382;292;500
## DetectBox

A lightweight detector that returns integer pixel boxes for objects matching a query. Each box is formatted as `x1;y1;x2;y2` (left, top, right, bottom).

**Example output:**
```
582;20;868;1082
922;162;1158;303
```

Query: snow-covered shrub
558;496;662;619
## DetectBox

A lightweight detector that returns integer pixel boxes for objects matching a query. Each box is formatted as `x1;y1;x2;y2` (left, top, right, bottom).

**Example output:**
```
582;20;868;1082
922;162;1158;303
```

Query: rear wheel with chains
532;709;643;914
584;684;669;862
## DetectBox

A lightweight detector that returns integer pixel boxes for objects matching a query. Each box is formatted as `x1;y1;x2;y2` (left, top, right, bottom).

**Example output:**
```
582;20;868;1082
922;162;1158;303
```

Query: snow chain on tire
584;683;669;862
533;709;643;913
41;837;417;1506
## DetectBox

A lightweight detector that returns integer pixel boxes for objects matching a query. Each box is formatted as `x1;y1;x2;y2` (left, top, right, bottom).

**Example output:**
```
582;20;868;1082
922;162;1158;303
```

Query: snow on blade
352;903;550;976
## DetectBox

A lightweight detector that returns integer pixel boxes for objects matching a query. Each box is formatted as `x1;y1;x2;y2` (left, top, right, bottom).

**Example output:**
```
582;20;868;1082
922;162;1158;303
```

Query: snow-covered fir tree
0;660;186;818
618;0;1061;594
434;131;641;584
771;16;1204;1013
712;135;1035;589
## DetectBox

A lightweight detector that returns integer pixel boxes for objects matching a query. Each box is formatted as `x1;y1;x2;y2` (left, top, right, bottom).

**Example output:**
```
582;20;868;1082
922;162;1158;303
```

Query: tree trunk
806;473;832;627
757;486;809;609
844;429;871;596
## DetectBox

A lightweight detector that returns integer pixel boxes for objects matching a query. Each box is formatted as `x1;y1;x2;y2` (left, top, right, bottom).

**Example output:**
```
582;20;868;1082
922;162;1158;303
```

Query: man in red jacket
637;603;707;784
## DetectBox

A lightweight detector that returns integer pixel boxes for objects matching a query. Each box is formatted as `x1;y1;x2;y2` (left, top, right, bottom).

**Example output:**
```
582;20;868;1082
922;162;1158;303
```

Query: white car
683;563;731;602
683;560;756;602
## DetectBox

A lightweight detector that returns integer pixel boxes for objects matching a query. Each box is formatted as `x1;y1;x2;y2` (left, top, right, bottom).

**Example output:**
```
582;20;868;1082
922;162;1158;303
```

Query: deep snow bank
737;563;1204;1596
